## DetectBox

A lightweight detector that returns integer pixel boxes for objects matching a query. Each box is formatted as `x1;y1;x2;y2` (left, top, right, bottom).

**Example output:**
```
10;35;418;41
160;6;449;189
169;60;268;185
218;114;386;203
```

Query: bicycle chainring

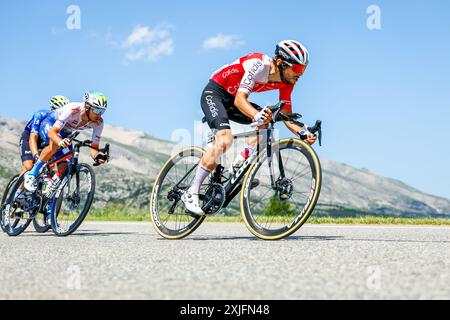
202;183;226;215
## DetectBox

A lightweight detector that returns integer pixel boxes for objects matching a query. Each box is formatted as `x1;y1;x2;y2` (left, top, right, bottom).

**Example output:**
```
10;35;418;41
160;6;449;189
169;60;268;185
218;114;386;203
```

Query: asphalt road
0;222;449;300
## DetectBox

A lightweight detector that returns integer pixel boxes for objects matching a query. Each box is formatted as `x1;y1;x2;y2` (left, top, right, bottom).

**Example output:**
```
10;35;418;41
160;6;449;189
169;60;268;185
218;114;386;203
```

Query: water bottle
45;174;61;197
230;148;250;173
42;174;52;195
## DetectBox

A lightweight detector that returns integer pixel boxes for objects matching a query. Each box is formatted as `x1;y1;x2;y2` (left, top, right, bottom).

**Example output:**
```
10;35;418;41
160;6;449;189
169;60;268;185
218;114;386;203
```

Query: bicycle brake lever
309;120;322;146
102;143;110;155
318;127;322;146
103;144;110;162
93;144;111;166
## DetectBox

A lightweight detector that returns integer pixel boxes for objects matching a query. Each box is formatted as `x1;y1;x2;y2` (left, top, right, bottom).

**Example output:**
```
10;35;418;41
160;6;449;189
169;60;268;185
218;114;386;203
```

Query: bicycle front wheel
50;163;95;236
240;138;322;240
150;147;207;240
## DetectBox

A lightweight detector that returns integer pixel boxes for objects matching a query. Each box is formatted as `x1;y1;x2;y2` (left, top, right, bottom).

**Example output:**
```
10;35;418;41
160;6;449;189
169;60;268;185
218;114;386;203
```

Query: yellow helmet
49;95;70;110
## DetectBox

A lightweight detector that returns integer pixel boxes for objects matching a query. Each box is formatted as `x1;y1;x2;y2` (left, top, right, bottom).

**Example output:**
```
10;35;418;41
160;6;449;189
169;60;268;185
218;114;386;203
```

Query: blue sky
0;0;449;199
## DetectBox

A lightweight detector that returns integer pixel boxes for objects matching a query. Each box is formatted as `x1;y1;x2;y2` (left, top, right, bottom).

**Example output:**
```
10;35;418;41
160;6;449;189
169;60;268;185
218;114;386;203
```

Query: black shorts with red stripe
200;80;262;132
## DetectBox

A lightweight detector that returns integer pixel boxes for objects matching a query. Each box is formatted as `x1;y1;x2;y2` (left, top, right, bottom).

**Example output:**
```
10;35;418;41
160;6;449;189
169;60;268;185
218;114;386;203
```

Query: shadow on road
161;235;345;241
340;238;450;244
159;235;450;244
21;230;139;237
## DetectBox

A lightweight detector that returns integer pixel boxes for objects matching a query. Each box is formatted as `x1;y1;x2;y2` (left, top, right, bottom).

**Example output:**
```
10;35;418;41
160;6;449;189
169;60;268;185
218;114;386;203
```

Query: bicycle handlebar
250;102;323;146
64;131;111;165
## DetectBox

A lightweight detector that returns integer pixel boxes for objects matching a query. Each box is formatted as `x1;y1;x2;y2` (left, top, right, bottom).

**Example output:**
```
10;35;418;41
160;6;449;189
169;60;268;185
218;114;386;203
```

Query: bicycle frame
222;122;286;208
173;121;283;210
38;134;102;202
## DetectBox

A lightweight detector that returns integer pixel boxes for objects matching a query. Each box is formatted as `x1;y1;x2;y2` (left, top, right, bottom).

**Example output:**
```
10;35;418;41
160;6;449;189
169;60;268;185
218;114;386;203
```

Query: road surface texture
0;222;449;300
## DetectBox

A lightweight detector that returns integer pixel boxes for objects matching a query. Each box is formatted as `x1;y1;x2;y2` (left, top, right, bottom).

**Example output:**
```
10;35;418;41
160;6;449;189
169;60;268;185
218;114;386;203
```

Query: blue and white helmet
84;92;108;109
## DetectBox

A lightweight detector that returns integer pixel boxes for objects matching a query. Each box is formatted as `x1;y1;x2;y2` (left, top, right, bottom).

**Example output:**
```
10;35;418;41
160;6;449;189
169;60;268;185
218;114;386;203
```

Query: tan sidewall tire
150;147;207;240
240;138;322;240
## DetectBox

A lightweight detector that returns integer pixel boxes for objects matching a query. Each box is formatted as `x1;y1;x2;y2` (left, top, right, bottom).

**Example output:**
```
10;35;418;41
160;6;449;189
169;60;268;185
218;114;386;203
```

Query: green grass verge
84;208;450;226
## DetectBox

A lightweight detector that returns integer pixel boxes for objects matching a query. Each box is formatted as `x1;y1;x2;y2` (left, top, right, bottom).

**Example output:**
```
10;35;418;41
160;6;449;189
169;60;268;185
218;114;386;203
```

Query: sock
29;159;46;177
188;165;211;194
14;188;23;199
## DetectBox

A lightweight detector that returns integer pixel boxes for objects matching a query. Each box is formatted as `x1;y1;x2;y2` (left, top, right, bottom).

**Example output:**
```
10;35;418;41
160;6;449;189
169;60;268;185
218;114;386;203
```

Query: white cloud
123;25;170;48
203;33;245;49
120;24;174;63
126;39;174;62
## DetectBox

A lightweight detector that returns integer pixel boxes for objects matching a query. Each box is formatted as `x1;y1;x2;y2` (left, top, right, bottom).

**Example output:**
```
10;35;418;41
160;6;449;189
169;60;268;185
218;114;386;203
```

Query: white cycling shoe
181;191;205;216
24;172;38;193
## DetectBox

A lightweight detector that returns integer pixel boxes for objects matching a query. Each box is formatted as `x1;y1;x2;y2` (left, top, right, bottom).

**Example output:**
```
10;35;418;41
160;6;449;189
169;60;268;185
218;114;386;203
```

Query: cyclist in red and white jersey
182;40;317;215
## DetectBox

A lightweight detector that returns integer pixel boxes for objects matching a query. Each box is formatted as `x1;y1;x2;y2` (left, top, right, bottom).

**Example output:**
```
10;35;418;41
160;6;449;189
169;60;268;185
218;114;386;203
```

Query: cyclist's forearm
29;133;39;157
284;120;304;135
90;144;99;159
234;93;258;119
49;127;63;145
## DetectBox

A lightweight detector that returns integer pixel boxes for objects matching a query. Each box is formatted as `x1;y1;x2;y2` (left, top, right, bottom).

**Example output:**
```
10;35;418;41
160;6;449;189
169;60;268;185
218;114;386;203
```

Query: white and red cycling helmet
275;40;309;66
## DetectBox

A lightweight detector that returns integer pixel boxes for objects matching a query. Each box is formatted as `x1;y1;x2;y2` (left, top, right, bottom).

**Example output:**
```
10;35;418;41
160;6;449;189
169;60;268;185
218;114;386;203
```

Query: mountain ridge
1;115;449;217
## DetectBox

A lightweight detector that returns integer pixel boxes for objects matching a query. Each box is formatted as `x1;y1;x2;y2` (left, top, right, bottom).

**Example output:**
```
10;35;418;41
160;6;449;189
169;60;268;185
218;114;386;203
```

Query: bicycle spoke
53;166;94;235
242;140;321;239
152;150;205;238
290;166;310;182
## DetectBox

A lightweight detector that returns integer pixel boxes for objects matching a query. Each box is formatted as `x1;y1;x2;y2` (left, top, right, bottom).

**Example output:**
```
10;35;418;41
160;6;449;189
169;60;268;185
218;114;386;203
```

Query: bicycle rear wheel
240;138;322;240
150;147;207;239
1;174;36;236
33;205;51;233
50;163;95;236
1;174;20;233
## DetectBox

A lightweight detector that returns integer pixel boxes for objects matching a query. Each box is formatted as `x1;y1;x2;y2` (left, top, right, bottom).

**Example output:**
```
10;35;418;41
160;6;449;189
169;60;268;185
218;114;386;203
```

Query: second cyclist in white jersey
24;92;109;192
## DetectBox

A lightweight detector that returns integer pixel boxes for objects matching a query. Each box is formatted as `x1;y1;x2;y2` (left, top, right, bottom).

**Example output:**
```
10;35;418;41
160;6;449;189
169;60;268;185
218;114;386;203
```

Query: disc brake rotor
275;177;294;202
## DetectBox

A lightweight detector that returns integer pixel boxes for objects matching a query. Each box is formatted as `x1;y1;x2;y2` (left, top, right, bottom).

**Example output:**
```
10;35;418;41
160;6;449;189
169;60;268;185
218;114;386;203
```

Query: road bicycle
150;101;322;240
2;173;60;234
1;132;109;236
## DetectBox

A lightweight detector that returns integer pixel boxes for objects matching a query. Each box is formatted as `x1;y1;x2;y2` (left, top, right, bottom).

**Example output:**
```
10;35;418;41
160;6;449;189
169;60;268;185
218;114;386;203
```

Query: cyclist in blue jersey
19;96;70;173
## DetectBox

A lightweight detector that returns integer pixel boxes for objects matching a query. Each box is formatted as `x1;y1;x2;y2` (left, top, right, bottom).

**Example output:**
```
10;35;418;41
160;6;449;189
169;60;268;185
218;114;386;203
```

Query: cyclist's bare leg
183;129;233;214
21;160;33;173
200;129;233;170
187;129;233;196
39;141;59;163
244;124;265;151
16;160;34;192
